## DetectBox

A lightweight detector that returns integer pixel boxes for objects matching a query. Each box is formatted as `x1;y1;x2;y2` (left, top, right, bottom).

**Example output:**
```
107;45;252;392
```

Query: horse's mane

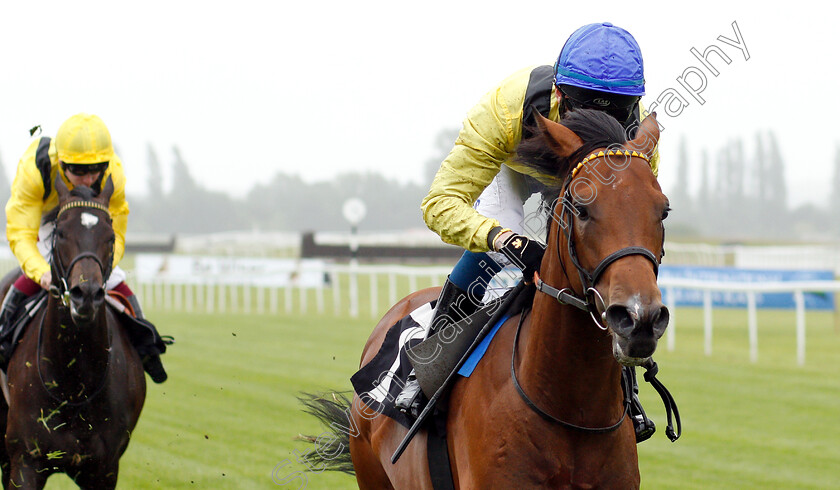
515;109;628;188
41;186;101;226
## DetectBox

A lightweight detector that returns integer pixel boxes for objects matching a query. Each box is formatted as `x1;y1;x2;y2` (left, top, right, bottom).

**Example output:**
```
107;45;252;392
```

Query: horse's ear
627;112;661;157
55;172;70;203
97;176;114;206
535;113;583;159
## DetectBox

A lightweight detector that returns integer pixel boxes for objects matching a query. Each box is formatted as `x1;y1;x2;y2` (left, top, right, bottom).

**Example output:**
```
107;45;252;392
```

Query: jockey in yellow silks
396;23;660;443
0;113;168;383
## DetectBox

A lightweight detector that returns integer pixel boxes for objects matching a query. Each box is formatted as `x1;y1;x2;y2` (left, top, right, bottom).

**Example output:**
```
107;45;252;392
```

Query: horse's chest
453;415;638;489
11;403;129;455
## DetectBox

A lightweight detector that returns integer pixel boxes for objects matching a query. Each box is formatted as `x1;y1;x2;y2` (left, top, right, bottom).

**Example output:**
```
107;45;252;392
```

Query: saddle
350;286;529;429
3;291;48;353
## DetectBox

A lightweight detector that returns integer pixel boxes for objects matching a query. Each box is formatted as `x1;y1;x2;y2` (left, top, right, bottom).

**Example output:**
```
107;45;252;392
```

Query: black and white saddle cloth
350;286;527;429
350;300;438;429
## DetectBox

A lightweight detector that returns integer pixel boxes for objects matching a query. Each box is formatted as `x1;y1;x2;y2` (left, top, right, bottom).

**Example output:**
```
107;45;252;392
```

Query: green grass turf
39;305;840;489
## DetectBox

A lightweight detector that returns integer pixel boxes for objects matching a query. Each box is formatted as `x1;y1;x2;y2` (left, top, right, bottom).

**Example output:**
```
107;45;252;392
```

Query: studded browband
56;200;111;219
570;149;651;179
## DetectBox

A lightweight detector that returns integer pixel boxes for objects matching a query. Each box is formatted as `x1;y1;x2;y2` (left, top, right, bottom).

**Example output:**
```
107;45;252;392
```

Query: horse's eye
574;204;589;221
662;206;671;220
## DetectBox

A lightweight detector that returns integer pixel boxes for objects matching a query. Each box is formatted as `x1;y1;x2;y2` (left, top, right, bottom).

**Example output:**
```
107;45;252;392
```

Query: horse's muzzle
69;281;106;324
605;300;669;365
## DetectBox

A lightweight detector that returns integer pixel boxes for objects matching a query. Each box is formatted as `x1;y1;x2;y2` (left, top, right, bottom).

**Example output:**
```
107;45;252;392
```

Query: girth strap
427;411;456;490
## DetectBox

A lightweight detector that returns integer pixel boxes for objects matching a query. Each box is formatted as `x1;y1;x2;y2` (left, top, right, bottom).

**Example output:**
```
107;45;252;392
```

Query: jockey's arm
106;158;129;267
6;142;50;284
421;81;521;253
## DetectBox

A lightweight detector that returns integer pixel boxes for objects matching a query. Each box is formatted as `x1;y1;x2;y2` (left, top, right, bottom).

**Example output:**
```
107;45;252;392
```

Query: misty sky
0;1;835;210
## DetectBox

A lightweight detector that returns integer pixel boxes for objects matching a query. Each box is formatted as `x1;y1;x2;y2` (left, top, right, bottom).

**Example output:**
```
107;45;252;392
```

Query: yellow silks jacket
5;138;129;283
421;66;660;253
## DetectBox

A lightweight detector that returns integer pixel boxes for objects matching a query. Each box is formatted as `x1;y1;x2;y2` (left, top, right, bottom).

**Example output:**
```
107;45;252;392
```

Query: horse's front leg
71;461;118;490
7;456;50;490
0;383;9;490
0;427;9;489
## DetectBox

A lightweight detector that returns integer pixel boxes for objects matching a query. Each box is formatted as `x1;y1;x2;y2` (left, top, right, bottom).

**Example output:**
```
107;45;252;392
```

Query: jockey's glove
495;231;545;280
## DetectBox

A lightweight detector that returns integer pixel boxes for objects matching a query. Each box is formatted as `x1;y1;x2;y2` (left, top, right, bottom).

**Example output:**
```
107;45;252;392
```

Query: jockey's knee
110;281;134;297
13;275;40;297
104;266;128;291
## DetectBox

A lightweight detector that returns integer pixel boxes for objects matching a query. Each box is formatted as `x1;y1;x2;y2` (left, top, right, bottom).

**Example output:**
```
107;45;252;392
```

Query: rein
511;308;632;433
35;305;112;406
39;198;115;405
523;148;681;442
517;150;645;430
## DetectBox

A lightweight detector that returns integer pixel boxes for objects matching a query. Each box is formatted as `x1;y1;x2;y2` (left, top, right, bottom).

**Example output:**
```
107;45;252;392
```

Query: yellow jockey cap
55;113;115;164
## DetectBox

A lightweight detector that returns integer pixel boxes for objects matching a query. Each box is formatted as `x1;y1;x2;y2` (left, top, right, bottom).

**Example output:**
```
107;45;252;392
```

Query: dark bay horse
0;176;145;489
306;110;668;488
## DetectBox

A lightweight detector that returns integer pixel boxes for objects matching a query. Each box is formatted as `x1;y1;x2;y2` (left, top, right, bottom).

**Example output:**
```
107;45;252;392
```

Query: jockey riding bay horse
0;176;145;489
307;110;671;489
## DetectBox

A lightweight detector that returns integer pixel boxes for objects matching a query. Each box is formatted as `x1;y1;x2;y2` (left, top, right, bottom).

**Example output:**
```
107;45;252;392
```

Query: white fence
129;262;840;366
663;242;840;274
732;245;840;274
133;263;452;318
2;239;838;365
659;278;840;366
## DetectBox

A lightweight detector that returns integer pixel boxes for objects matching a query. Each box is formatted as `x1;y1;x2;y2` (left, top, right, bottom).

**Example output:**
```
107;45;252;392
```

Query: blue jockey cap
554;22;645;96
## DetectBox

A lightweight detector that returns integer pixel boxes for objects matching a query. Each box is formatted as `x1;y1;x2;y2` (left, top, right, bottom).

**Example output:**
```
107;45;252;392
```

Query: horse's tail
296;391;355;476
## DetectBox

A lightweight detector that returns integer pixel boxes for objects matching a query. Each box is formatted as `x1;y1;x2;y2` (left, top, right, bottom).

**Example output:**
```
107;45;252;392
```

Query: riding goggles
559;85;640;128
61;161;109;176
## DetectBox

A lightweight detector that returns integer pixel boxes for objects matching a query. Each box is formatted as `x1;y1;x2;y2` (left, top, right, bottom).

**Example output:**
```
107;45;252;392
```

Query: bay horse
306;109;669;489
0;175;145;489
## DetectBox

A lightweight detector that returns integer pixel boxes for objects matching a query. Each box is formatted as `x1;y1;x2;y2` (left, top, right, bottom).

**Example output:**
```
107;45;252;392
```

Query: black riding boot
395;278;477;418
626;366;656;443
0;286;28;371
127;295;168;384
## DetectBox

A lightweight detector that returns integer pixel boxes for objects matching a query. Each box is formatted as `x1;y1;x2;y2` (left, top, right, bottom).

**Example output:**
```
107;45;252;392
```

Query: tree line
0;129;836;241
666;131;837;241
127;145;431;234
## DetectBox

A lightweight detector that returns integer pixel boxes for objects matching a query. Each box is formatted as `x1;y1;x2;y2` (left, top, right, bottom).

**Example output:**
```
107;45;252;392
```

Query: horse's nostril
69;283;105;308
70;286;85;304
605;304;635;334
653;306;670;336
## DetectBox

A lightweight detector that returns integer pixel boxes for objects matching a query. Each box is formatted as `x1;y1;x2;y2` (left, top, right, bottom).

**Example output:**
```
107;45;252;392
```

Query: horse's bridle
38;199;114;405
49;200;113;309
512;148;663;434
534;148;663;329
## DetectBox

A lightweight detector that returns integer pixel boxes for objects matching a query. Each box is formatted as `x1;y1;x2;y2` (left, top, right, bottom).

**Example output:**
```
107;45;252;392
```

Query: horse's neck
517;265;623;421
41;299;111;386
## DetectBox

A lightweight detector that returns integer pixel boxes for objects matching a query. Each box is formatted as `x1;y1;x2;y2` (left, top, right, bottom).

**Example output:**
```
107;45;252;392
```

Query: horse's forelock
69;186;99;201
515;109;628;188
41;186;104;226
